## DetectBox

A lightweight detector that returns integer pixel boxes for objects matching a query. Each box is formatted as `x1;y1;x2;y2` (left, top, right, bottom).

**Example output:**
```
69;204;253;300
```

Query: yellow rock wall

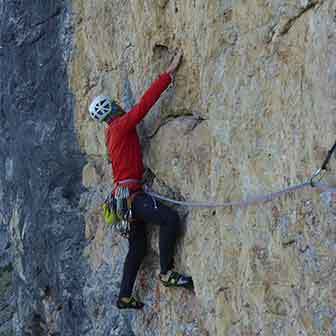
70;1;336;335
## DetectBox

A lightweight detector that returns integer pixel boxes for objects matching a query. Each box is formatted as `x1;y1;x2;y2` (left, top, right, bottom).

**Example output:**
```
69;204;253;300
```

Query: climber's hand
166;49;183;76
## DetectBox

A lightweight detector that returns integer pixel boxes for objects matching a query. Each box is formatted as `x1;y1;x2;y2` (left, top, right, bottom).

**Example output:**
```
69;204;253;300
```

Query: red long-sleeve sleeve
111;72;172;134
105;72;173;190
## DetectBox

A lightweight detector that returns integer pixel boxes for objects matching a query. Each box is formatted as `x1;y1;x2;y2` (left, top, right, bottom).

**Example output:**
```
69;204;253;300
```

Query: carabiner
310;168;326;187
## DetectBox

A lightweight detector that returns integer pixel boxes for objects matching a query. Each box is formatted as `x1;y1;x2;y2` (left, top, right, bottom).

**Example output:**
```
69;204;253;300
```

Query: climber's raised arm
116;72;172;132
88;49;183;131
111;49;183;132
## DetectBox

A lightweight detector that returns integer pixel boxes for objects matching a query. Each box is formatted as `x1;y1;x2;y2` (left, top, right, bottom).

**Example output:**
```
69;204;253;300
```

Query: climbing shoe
116;296;144;310
159;271;194;290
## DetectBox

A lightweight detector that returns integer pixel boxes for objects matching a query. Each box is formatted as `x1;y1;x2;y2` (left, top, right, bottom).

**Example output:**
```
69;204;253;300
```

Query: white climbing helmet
89;95;113;122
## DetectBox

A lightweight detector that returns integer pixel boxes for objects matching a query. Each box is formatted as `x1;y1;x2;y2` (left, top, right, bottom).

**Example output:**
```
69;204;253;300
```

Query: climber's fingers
166;49;183;75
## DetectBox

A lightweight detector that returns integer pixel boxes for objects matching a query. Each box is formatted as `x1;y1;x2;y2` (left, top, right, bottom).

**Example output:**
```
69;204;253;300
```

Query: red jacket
105;72;172;193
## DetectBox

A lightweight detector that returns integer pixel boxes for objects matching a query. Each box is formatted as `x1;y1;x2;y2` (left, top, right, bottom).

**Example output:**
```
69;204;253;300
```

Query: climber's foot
159;270;194;290
116;296;144;310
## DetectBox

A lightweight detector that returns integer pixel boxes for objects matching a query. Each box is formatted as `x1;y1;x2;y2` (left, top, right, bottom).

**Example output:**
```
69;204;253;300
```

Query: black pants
118;192;180;298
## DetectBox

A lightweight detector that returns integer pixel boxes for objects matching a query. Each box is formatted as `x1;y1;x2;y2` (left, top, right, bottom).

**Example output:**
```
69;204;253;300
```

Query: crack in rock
269;0;322;43
146;114;206;139
31;7;62;28
158;0;170;9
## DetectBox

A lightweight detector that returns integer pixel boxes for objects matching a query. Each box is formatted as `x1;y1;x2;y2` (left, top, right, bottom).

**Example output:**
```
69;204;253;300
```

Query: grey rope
145;180;336;209
313;182;336;193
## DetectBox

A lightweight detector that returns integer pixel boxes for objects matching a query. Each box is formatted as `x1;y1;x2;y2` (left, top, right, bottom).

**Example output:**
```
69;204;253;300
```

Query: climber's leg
118;219;147;306
132;193;181;273
132;193;193;290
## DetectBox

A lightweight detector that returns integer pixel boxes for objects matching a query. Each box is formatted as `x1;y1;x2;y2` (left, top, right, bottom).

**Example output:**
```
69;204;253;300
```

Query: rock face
2;0;336;335
0;1;88;335
71;0;336;335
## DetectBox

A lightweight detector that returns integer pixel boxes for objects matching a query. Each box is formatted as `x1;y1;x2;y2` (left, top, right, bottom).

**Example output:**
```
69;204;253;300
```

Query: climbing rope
145;182;336;209
145;141;336;209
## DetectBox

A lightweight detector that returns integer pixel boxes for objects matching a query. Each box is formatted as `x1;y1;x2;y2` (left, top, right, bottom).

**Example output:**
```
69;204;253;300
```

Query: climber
89;49;194;310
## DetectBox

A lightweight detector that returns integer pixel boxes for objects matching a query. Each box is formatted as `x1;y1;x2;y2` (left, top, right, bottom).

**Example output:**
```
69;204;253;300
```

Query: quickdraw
310;140;336;187
102;187;132;238
115;186;132;238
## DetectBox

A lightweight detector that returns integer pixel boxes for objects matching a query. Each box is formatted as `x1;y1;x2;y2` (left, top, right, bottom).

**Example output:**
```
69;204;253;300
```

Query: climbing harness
102;179;143;238
103;188;132;239
144;141;336;209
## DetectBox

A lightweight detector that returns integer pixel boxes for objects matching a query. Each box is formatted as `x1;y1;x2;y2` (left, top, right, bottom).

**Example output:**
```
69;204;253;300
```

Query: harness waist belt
117;179;143;185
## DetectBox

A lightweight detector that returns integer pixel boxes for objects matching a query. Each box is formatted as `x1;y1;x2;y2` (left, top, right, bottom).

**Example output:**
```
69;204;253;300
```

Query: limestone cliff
0;1;87;335
1;0;336;335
